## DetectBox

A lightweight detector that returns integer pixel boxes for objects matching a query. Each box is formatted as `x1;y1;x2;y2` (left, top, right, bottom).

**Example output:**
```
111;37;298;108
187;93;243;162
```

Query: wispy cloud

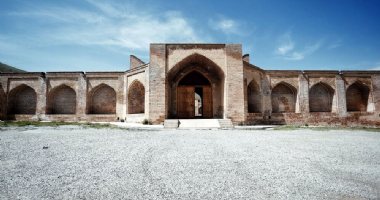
7;1;206;51
209;16;241;35
275;32;294;55
275;32;323;61
9;7;105;24
328;39;343;49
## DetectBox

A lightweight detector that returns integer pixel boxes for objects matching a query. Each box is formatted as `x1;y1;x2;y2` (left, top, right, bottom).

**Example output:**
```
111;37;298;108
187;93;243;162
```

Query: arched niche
309;82;334;112
47;84;77;114
346;81;370;112
8;84;37;114
88;84;116;114
271;82;297;113
247;80;262;113
128;80;145;114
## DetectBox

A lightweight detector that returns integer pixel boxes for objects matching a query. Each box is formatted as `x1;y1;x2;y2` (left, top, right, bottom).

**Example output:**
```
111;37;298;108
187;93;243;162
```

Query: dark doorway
177;71;212;118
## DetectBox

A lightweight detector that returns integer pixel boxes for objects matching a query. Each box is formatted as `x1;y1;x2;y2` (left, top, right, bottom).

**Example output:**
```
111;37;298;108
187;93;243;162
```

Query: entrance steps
164;119;234;129
163;119;180;128
179;119;220;128
218;119;234;129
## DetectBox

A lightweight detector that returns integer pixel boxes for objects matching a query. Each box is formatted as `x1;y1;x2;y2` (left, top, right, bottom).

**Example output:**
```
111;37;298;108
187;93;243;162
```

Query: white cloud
8;1;206;51
209;17;241;34
275;32;323;61
276;32;294;55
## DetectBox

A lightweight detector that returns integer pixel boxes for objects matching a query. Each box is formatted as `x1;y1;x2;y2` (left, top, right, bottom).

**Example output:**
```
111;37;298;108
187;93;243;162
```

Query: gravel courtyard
1;126;380;200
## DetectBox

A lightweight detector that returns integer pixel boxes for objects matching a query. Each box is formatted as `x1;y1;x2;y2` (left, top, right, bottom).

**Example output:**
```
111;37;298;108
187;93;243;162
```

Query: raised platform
164;119;233;129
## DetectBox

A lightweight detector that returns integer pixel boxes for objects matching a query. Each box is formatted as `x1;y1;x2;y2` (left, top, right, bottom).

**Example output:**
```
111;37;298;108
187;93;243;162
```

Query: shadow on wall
128;80;145;114
46;84;76;114
7;84;37;115
87;84;116;114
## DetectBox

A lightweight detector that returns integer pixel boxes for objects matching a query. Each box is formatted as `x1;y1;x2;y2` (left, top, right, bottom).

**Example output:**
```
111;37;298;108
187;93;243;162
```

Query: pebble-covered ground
1;126;380;200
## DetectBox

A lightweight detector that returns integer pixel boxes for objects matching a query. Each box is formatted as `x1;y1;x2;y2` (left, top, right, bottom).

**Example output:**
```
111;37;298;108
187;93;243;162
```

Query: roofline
150;43;234;45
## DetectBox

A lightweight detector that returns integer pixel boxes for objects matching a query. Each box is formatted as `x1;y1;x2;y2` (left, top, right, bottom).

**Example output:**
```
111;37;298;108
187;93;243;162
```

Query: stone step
218;119;234;128
165;119;234;129
164;119;179;128
178;119;220;128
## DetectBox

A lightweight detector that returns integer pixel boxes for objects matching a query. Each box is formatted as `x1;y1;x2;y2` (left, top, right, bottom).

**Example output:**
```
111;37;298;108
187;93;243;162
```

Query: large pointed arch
167;53;225;118
247;80;262;113
167;53;225;83
88;84;116;114
7;84;37;114
346;81;370;112
271;82;297;113
128;80;145;114
309;82;334;112
47;84;76;114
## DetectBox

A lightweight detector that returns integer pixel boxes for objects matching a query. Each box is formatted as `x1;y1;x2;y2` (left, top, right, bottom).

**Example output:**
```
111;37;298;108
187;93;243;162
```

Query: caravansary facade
0;43;379;126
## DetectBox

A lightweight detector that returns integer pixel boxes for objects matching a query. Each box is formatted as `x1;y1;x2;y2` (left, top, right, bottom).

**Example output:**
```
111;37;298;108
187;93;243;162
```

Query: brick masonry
0;43;379;126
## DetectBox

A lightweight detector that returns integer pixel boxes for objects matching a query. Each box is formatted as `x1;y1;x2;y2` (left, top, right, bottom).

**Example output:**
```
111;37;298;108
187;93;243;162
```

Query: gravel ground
1;126;380;200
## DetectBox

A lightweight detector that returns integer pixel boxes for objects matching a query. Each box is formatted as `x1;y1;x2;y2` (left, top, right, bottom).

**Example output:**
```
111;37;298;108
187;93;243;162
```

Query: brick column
0;77;7;120
77;73;87;118
36;76;47;118
116;74;126;121
225;44;245;122
335;75;347;116
297;74;309;113
261;75;271;116
372;74;380;112
148;44;167;124
244;78;248;115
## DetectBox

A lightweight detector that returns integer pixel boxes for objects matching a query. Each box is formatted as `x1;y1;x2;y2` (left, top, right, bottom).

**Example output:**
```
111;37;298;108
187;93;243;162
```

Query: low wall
5;114;119;122
126;114;145;123
246;112;380;127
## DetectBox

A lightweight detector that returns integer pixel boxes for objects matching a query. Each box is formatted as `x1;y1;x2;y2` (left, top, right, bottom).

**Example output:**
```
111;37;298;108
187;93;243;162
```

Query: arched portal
167;54;225;119
346;82;370;112
247;80;262;113
128;80;145;114
271;82;297;113
47;85;76;114
309;82;334;112
8;84;37;114
177;71;212;118
88;84;116;114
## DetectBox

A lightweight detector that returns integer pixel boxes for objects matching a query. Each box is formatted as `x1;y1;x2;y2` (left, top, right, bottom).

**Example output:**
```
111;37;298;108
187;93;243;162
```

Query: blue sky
0;0;380;72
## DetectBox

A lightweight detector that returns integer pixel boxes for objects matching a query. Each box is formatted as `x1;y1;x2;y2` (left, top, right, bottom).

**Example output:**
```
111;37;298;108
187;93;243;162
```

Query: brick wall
47;85;76;114
225;44;245;122
309;83;334;112
271;83;296;113
0;85;5;119
8;85;36;114
247;80;262;113
128;81;145;114
148;44;167;123
90;84;116;114
372;75;380;112
346;82;370;112
130;55;145;69
0;44;379;126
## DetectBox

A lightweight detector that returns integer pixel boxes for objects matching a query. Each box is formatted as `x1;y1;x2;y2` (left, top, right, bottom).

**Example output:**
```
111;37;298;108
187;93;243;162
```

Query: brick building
1;43;379;126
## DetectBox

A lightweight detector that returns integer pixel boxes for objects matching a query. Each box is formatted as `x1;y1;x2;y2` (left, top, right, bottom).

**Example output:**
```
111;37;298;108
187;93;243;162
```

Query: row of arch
1;81;145;115
248;81;370;113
